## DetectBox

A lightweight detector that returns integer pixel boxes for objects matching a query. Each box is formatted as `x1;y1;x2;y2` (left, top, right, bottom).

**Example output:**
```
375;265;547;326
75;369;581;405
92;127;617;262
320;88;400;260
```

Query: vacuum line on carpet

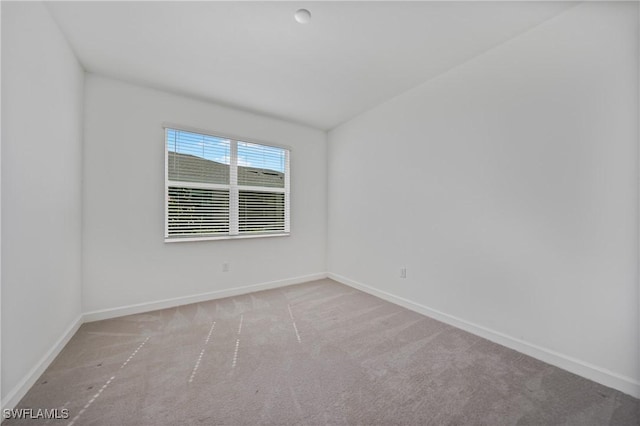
120;336;150;369
69;335;150;426
67;375;115;426
232;339;240;368
287;304;302;343
189;321;216;383
189;350;205;383
204;321;216;344
232;315;243;369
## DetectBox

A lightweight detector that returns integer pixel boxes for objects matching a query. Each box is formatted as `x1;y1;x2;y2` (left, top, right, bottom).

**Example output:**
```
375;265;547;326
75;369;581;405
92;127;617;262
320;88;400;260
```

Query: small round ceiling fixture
294;9;311;24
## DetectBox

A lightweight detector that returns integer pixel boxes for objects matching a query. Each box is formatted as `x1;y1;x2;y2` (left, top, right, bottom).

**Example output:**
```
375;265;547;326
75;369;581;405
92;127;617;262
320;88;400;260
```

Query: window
165;127;290;241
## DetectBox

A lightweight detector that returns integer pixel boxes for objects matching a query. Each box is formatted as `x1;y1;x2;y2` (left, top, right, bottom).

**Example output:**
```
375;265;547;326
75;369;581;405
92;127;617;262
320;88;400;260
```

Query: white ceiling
46;1;576;131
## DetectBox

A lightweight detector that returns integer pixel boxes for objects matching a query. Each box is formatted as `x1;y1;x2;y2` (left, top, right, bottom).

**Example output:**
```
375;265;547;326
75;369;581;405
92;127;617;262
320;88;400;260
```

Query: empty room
1;1;639;424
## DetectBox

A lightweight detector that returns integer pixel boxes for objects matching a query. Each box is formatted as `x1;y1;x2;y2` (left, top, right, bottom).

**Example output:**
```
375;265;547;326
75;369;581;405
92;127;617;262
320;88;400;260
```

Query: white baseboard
328;272;640;399
83;272;328;323
0;315;83;417
5;271;635;420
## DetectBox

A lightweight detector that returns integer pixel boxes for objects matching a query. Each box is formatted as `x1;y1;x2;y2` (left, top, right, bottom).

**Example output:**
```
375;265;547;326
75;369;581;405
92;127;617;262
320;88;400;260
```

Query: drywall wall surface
1;1;84;402
82;75;327;312
328;2;639;391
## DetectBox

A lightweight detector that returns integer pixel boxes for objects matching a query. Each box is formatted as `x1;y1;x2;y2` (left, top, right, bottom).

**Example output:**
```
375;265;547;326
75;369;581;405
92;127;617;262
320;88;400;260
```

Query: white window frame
164;124;291;243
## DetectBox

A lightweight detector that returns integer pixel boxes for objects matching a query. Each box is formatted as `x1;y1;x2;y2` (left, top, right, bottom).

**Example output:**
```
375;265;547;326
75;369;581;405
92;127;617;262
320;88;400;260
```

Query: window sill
164;232;290;243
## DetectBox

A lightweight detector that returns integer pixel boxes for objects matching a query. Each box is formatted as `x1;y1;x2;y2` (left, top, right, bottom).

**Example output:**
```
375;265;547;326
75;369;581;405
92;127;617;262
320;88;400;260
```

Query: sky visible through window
167;129;286;173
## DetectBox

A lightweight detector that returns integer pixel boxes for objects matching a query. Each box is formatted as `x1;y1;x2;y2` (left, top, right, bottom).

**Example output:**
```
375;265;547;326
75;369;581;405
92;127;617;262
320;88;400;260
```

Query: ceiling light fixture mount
294;9;311;24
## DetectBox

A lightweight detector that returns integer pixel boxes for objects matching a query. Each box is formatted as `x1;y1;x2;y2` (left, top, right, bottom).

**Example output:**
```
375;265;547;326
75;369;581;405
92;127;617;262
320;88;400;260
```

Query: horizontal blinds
166;127;290;239
239;191;285;233
167;187;229;236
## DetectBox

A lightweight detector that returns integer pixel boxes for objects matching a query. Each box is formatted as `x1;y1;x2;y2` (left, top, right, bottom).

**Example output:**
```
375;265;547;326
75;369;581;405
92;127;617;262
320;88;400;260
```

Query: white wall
82;75;326;314
1;1;84;405
328;2;639;396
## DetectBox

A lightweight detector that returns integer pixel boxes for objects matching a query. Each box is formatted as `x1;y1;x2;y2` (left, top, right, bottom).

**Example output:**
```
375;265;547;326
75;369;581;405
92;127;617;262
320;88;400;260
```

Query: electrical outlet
222;262;229;272
400;267;407;279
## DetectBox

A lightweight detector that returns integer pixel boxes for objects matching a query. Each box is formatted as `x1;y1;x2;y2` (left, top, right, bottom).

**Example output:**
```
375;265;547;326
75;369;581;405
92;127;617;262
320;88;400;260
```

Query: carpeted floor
5;279;639;425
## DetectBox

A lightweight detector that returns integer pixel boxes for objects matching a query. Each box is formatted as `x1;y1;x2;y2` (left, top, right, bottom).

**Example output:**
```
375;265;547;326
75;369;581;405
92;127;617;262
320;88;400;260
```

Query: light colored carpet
5;279;639;425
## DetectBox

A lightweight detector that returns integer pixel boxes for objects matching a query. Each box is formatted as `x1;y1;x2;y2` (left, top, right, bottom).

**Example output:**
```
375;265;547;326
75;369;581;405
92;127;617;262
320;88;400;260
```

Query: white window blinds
165;128;290;241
